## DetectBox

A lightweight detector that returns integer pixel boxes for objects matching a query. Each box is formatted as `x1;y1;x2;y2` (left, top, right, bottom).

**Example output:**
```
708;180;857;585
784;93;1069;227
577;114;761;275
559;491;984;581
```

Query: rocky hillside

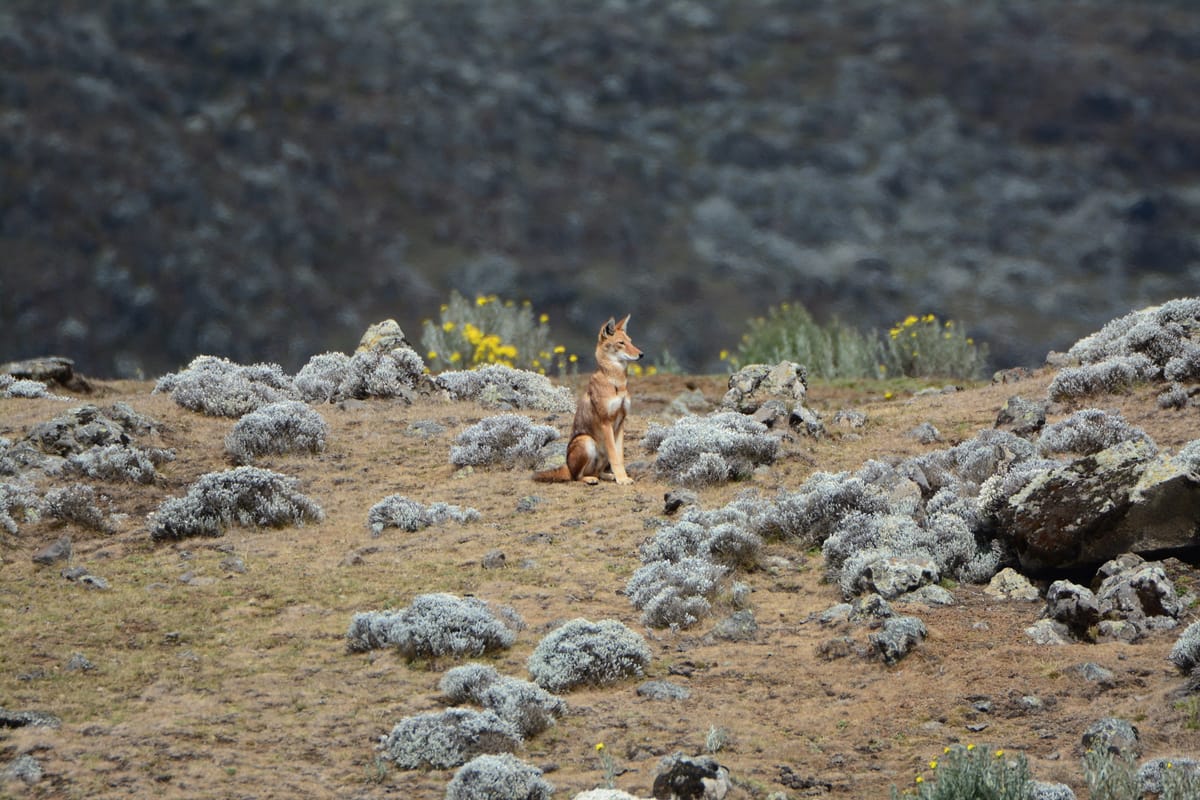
2;0;1199;377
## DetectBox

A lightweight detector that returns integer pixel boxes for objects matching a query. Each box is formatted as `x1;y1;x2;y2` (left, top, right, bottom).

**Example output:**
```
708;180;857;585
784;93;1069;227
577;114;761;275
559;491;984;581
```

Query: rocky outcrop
993;439;1200;570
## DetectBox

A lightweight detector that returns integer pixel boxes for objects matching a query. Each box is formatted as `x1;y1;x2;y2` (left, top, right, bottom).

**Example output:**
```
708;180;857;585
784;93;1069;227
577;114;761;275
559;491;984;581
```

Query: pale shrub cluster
149;466;324;541
439;663;567;738
377;708;522;770
294;346;426;403
154;355;298;417
445;754;555;800
0;375;55;399
435;364;574;412
66;443;175;484
224;400;328;464
366;494;480;535
526;618;651;692
450;414;559;469
346;593;521;659
0;482;40;534
643;412;780;486
43;485;111;533
1036;409;1153;457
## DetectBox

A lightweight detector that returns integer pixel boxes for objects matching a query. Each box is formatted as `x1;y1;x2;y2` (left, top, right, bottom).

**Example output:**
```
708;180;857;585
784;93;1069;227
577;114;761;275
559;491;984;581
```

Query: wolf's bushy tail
532;464;572;482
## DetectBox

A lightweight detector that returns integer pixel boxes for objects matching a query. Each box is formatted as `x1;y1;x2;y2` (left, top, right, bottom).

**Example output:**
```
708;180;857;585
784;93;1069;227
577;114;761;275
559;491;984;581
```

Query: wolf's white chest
606;394;629;416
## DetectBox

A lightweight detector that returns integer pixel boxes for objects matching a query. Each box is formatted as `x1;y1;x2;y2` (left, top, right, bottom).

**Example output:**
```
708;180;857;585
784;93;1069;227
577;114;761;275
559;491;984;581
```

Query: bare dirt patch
2;371;1198;799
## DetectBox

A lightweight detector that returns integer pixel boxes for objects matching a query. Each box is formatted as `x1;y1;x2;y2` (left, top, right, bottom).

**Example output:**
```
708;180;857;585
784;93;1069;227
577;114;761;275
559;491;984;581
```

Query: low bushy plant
377;708;521;769
625;557;729;629
0;376;54;398
224;400;328;464
435;364;574;412
1169;620;1200;672
891;744;1033;799
450;414;559;469
149;466;323;541
445;753;555;800
527;618;651;692
881;313;988;380
366;494;479;535
66;444;175;484
0;482;40;534
294;347;427;403
438;664;567;739
346;593;521;659
644;412;779;486
44;485;111;533
421;291;577;376
154;355;298;417
1036;409;1152;457
1048;355;1158;401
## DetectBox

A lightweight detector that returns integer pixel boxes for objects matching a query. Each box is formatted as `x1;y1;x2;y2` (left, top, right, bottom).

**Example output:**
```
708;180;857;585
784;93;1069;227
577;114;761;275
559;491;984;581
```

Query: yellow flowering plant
890;744;1031;800
420;292;577;375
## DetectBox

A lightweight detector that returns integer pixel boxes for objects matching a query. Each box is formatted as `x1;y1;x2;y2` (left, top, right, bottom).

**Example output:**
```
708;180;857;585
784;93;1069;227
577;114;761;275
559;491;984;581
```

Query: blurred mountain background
2;0;1198;378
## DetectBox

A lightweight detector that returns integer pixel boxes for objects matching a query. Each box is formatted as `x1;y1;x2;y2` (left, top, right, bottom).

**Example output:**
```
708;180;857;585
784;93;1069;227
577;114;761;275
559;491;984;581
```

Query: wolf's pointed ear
616;314;631;331
601;317;617;339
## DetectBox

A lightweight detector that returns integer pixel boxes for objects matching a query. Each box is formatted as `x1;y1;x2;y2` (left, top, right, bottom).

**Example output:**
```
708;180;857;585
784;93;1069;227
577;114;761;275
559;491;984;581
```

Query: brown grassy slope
0;371;1197;800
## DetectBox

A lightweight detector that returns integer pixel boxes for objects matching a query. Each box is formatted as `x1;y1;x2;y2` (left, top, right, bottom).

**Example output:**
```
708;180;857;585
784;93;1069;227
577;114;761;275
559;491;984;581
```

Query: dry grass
1;371;1198;799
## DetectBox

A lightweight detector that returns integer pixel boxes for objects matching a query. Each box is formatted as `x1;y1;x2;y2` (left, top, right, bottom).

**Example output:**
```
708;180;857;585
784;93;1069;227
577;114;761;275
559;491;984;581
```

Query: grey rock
855;557;939;600
481;549;507;569
1025;619;1071;646
1138;757;1200;796
1081;717;1139;759
637;680;691;701
788;403;824;437
721;362;807;414
1095;561;1182;624
851;593;894;621
652;752;730;800
1072;662;1117;687
1096;619;1144;644
903;584;956;607
1;754;42;785
32;536;72;566
832;409;867;430
1029;781;1076;800
907;422;941;444
817;603;853;626
995;438;1200;570
1045;580;1100;639
65;652;95;672
869;615;927;665
663;489;699;515
710;610;757;642
984;567;1041;601
0;709;61;729
995;395;1047;436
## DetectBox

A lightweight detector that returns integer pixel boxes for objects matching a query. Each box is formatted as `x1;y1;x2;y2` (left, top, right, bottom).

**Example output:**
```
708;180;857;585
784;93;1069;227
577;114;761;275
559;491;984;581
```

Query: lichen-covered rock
652;752;730;800
868;615;927;665
1169;620;1200;672
1081;717;1140;760
992;438;1200;569
1045;580;1100;640
722;362;808;413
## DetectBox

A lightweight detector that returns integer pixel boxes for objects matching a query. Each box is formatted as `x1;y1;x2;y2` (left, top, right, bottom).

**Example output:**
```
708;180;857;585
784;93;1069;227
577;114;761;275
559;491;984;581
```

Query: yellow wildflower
539;313;550;324
595;743;605;752
553;345;566;354
929;760;938;770
443;321;456;332
427;351;438;360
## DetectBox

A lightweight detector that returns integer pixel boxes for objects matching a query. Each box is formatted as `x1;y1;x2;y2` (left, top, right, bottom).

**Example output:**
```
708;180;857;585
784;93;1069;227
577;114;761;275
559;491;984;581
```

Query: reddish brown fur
533;314;643;485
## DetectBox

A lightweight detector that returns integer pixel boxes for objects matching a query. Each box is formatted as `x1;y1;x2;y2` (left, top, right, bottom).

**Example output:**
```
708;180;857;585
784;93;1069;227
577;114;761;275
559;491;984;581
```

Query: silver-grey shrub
1169;620;1200;672
1036;409;1153;457
450;414;559;469
149;466;323;541
154;355;297;417
0;376;54;398
439;665;566;738
760;470;889;544
626;557;729;629
44;485;111;533
66;444;175;484
0;482;41;534
445;753;555;800
645;412;780;486
295;347;427;403
378;708;521;770
527;618;651;692
1048;355;1158;401
346;593;521;659
225;401;328;464
1066;298;1200;367
639;519;761;570
367;494;480;535
435;365;573;412
1174;440;1200;473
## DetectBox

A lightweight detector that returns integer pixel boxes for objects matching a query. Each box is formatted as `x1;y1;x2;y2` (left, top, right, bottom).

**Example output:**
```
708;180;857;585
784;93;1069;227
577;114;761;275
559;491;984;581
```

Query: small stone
66;652;95;672
481;549;506;569
1081;717;1140;760
636;680;691;701
711;610;757;642
32;536;72;566
984;567;1041;602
